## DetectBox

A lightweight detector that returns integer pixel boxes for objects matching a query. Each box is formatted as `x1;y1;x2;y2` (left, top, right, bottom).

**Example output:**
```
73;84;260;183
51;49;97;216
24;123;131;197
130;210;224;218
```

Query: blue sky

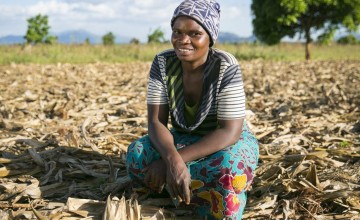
0;0;253;42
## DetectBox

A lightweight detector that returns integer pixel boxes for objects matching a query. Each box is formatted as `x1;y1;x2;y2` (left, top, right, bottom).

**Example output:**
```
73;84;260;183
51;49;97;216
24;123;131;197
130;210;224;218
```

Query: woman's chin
176;54;193;62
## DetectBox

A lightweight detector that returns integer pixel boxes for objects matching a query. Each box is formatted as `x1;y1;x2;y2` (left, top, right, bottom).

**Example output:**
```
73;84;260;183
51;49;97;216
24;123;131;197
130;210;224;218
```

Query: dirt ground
0;60;359;219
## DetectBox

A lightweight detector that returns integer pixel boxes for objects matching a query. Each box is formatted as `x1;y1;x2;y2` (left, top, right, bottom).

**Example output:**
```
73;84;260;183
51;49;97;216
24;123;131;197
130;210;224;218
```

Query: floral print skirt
126;122;259;220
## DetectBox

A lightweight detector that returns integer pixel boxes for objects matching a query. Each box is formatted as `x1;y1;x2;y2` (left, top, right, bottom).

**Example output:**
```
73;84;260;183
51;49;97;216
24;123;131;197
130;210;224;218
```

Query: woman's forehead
172;16;205;31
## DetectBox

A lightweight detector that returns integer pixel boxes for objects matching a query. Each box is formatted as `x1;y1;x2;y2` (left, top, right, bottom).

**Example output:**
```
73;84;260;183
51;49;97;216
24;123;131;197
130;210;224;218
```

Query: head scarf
171;0;221;46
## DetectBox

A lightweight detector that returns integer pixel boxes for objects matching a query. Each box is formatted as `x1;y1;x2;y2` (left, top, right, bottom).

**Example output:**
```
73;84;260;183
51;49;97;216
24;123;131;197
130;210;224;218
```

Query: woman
126;0;259;219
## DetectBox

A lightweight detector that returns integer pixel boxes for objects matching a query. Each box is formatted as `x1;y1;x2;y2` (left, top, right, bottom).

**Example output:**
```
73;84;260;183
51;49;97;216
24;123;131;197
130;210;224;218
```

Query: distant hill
56;30;131;44
0;35;25;44
0;30;132;45
56;30;101;44
217;32;256;44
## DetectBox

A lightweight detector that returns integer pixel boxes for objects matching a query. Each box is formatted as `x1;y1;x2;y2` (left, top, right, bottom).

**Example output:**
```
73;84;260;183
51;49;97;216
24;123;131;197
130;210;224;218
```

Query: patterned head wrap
171;0;221;47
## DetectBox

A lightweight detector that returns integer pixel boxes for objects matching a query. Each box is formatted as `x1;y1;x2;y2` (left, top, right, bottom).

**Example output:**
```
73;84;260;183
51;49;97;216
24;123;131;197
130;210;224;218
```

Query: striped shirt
147;48;245;135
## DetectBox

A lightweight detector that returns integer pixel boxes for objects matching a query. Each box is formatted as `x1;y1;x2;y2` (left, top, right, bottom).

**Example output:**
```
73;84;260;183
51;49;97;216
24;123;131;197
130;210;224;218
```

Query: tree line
24;0;360;60
24;14;167;46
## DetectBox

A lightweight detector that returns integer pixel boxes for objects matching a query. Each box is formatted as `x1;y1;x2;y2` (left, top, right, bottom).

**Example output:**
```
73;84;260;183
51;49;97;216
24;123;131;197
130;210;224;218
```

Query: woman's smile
176;47;195;55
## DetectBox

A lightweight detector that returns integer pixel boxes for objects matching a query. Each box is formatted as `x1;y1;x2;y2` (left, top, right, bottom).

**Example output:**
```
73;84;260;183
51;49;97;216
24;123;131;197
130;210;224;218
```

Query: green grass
0;43;359;64
217;43;360;61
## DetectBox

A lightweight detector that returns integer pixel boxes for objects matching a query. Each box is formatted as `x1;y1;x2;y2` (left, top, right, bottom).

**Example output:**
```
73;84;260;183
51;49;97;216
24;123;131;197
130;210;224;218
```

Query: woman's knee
127;136;148;157
126;136;151;174
126;135;160;177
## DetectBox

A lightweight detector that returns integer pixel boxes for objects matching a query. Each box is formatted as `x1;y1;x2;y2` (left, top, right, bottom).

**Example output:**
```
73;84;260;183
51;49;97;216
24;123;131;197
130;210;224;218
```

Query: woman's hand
143;159;166;193
165;155;191;205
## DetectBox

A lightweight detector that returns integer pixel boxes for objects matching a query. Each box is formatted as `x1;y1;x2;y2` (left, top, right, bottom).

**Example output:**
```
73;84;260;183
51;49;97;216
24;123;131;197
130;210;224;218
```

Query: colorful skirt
126;122;259;220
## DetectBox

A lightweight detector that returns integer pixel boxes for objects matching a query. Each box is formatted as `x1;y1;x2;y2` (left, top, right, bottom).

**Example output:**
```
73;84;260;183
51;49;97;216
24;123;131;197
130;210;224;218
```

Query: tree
102;32;115;45
148;28;166;43
84;38;91;45
130;38;140;44
24;14;57;45
251;0;360;60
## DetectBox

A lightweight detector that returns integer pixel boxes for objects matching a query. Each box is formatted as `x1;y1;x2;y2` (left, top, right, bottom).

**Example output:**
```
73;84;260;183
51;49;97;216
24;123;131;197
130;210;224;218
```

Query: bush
148;28;166;43
130;38;140;45
337;35;359;45
102;32;115;46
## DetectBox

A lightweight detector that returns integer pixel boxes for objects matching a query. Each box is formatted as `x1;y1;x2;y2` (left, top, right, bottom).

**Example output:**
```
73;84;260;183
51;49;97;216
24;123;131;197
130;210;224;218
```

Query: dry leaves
0;60;359;219
242;60;360;219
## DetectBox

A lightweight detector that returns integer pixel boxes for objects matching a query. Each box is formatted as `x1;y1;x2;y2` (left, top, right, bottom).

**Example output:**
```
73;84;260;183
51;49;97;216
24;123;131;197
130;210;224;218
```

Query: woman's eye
190;32;201;37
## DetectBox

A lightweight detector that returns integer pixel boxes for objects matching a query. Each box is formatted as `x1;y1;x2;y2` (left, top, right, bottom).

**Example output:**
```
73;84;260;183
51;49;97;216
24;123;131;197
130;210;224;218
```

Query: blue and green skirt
126;122;259;219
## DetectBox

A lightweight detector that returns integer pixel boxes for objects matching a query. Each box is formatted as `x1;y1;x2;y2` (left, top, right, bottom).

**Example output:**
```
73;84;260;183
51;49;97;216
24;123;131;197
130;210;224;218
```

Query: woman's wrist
163;149;183;166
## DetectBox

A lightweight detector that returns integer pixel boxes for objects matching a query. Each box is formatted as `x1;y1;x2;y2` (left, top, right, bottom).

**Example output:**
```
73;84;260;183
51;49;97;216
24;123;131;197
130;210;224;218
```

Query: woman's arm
147;104;178;161
178;118;244;163
147;104;191;204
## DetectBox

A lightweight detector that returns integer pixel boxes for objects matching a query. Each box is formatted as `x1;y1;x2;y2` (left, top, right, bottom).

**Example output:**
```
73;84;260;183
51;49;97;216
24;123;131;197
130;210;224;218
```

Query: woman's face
171;16;210;64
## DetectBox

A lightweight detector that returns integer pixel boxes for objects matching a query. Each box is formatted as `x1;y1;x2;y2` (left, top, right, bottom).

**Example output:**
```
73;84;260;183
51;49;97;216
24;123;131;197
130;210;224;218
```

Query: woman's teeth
178;48;193;52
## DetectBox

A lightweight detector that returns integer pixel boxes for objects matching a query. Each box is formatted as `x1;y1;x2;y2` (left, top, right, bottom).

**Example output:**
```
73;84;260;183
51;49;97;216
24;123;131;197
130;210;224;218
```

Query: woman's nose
178;33;191;43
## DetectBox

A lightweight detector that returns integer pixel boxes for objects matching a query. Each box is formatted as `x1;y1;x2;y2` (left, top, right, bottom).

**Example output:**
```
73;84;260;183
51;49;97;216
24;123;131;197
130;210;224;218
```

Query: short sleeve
217;64;246;119
147;56;168;105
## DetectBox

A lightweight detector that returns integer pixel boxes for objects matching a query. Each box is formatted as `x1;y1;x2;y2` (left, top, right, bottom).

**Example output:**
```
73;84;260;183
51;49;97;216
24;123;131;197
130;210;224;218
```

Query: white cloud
0;0;254;40
26;1;118;20
220;4;253;37
0;5;28;19
132;0;175;9
222;6;242;19
28;1;73;15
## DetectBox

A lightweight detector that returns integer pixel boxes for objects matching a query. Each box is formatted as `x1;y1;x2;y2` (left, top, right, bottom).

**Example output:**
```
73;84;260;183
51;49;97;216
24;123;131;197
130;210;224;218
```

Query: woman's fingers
144;169;157;190
158;183;165;193
164;160;192;205
154;177;162;191
144;170;151;187
167;178;182;202
181;181;191;204
157;174;167;193
143;160;167;192
172;182;180;199
166;183;176;199
170;180;188;203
